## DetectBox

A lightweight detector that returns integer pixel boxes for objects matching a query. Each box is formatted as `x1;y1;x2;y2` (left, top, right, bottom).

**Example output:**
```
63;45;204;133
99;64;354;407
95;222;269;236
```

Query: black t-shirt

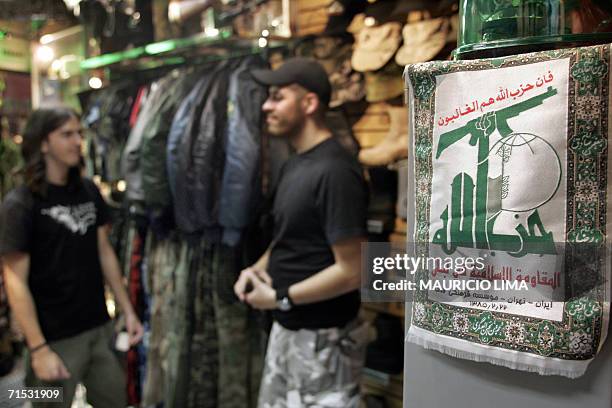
269;137;368;330
0;179;110;342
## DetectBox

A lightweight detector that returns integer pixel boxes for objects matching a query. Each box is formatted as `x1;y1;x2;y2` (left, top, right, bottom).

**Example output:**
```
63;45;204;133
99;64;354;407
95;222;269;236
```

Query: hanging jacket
167;72;215;200
140;68;200;222
98;84;139;182
83;84;137;182
174;62;232;236
130;85;148;128
123;74;174;202
218;56;268;246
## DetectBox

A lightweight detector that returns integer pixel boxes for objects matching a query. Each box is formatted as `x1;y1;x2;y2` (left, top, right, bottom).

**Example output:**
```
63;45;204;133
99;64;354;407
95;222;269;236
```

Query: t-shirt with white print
0;178;110;341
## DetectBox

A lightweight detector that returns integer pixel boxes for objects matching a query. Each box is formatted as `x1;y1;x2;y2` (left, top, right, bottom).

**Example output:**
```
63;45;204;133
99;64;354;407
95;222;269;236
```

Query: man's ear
303;92;320;116
41;140;49;154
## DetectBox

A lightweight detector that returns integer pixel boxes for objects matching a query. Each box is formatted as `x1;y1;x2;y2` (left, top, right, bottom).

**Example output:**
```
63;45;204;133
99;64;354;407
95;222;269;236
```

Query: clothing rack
108;45;283;83
81;31;289;69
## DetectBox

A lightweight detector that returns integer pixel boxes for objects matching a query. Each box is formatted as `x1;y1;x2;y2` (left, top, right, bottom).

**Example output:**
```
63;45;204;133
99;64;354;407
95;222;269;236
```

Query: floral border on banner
407;44;609;361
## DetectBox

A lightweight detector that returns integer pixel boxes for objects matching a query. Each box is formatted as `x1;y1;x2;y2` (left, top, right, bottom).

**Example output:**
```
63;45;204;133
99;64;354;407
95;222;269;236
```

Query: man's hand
31;347;70;381
234;268;255;302
245;274;277;310
234;267;273;302
125;312;144;346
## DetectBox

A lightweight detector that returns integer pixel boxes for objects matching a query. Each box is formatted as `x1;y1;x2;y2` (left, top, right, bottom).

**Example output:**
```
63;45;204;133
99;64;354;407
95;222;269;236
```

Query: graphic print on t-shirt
41;202;97;235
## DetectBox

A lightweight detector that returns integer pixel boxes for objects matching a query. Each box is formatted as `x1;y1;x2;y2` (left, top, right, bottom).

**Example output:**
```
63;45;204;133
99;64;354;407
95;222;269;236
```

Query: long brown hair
21;106;82;196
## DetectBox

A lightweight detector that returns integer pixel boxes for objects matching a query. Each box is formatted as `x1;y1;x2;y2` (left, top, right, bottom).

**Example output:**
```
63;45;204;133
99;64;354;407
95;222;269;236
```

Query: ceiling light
35;45;54;63
89;77;103;89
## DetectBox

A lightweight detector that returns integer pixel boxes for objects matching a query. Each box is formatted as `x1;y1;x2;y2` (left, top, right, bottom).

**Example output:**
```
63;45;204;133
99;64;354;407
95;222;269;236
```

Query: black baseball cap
251;57;332;106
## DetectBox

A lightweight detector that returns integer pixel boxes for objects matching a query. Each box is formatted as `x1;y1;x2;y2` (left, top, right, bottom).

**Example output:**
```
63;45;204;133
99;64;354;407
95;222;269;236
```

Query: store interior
0;1;611;407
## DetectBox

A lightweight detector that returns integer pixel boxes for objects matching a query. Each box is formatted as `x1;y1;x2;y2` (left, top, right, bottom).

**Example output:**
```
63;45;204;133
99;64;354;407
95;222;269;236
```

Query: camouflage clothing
258;320;369;408
187;240;219;408
138;236;265;408
213;245;265;408
142;233;189;406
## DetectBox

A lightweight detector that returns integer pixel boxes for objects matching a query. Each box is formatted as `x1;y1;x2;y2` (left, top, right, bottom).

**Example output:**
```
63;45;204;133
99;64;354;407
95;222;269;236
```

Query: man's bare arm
253;247;271;272
3;252;45;348
3;252;70;380
288;236;364;305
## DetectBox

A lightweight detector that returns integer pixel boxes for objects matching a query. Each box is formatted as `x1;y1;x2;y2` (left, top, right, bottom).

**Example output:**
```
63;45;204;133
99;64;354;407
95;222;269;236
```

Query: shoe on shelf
358;104;408;167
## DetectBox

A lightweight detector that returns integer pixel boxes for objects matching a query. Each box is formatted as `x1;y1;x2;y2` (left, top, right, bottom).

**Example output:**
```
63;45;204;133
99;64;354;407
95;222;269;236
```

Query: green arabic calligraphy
433;87;559;257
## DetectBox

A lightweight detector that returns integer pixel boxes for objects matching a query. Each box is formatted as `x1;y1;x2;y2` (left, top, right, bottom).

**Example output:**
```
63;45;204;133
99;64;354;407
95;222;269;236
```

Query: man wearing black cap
234;57;369;407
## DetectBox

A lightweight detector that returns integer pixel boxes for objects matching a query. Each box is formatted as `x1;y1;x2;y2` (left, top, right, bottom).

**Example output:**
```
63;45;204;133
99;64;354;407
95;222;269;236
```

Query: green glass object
456;0;612;59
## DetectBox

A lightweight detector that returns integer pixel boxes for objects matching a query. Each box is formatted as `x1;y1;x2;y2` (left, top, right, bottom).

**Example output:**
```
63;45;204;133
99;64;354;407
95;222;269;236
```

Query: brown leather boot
359;104;409;166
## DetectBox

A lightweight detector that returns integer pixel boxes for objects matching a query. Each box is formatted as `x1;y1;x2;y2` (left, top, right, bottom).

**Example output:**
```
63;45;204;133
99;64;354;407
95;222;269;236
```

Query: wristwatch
276;287;294;311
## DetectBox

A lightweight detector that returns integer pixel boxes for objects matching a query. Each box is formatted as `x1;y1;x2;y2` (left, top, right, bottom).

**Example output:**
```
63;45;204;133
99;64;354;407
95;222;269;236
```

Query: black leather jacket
218;56;268;245
174;63;231;236
140;68;200;216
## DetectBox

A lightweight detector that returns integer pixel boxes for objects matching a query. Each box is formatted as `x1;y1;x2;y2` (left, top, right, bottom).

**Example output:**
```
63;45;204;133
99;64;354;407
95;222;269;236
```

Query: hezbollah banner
404;44;611;378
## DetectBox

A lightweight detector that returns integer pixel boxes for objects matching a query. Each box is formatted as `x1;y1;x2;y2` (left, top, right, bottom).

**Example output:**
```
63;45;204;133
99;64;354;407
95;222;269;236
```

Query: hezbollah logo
433;86;561;257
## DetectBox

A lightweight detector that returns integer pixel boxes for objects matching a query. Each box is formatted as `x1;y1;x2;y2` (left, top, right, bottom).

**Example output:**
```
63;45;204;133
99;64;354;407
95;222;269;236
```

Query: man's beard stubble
266;113;306;139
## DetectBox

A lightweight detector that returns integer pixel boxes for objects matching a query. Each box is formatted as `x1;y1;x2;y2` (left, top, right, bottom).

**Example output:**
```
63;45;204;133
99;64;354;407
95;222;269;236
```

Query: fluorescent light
40;34;54;45
145;40;176;55
38;26;83;44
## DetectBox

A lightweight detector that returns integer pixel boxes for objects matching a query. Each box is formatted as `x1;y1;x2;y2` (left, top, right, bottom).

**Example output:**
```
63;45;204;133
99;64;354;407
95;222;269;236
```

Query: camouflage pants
187;240;219;408
258;320;368;408
213;245;265;408
141;233;189;407
141;237;264;408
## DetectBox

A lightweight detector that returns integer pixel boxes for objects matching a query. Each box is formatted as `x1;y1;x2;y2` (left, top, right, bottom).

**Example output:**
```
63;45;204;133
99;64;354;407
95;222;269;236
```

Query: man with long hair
0;106;143;407
234;58;369;407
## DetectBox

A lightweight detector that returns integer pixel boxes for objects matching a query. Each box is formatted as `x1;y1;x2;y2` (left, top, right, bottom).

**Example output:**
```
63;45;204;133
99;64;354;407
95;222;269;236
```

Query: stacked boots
358;104;408;167
365;313;404;374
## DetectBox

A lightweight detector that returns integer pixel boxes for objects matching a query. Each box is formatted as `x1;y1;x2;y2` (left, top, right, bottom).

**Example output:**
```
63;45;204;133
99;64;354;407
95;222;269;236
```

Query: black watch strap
276;286;291;304
276;287;294;311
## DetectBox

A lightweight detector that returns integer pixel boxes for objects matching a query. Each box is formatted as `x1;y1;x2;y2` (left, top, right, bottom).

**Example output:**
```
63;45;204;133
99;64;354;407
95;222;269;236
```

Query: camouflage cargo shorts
258;319;369;408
